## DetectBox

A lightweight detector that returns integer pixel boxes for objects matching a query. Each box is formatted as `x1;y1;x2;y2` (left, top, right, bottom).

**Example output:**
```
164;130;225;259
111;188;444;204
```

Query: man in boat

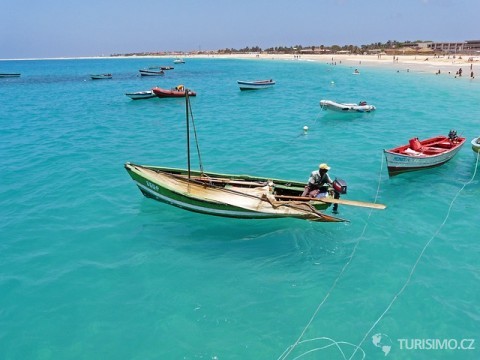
301;163;340;212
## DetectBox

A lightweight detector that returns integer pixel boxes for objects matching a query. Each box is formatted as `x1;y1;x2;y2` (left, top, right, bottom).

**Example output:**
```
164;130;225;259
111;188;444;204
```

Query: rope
278;153;385;360
187;93;204;174
349;150;479;359
279;338;365;360
294;107;324;138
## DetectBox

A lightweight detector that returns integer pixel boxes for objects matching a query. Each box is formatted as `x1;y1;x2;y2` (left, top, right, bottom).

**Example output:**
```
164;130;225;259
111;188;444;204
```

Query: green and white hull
124;163;345;222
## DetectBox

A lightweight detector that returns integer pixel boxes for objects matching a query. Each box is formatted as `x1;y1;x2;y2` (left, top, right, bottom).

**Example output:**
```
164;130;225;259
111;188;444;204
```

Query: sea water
0;57;479;359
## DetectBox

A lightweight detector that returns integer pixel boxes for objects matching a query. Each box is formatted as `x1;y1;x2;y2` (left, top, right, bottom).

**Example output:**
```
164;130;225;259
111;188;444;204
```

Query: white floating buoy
331;81;335;85
303;125;308;134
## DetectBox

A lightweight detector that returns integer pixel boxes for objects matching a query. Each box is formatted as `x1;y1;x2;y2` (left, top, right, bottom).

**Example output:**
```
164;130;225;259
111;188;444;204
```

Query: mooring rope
279;337;365;360
348;151;479;360
278;153;385;360
187;93;204;174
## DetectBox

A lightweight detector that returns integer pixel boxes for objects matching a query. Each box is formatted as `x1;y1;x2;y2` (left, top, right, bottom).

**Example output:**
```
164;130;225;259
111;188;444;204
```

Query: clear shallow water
1;57;479;359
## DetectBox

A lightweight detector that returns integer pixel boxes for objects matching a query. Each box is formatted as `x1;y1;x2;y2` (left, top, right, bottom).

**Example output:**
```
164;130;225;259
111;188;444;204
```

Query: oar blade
274;195;386;210
320;197;386;210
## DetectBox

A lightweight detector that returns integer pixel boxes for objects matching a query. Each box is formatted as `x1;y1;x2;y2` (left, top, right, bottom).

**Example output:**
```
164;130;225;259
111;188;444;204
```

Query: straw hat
319;163;331;170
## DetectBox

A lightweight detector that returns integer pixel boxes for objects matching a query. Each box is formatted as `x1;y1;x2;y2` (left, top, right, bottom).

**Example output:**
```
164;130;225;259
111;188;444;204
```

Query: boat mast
185;89;191;179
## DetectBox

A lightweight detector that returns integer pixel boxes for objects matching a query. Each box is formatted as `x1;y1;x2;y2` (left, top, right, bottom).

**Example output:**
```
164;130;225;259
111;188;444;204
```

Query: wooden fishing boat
90;73;112;80
125;90;385;222
237;79;275;90
0;73;21;78
125;90;156;100
152;86;196;98
383;130;466;176
471;136;480;154
139;69;165;76
319;100;376;113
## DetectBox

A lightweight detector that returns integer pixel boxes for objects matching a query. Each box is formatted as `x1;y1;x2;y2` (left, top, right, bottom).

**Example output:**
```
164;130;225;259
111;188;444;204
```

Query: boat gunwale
385;136;466;158
125;163;335;207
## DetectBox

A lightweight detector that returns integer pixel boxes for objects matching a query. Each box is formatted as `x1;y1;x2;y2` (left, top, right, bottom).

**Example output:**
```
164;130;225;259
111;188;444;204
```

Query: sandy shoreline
3;53;478;78
189;53;478;78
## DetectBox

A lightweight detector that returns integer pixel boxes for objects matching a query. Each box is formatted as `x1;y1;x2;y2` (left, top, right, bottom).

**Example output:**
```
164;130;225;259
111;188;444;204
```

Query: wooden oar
274;195;386;210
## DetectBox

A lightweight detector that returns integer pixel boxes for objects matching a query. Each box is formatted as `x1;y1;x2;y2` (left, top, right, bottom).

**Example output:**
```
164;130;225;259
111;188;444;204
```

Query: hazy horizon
2;0;479;60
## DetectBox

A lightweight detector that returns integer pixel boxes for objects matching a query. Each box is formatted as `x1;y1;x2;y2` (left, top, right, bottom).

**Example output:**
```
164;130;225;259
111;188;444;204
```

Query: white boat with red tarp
383;130;466;176
237;79;275;90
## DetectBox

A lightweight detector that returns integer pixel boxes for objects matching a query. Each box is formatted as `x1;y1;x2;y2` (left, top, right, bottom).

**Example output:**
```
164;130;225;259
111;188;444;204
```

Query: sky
1;0;479;59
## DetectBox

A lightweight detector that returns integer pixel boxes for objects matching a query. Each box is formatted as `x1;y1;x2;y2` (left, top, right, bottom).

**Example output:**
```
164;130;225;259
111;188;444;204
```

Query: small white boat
472;136;480;154
90;73;112;80
237;79;275;90
173;58;185;64
320;100;376;113
125;90;156;100
0;73;21;78
139;69;165;76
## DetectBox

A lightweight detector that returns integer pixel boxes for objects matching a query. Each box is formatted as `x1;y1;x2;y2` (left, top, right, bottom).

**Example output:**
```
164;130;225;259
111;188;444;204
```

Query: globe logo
372;333;393;356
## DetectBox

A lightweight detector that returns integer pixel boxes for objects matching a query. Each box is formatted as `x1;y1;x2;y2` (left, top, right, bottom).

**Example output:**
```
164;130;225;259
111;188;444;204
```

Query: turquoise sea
1;57;479;359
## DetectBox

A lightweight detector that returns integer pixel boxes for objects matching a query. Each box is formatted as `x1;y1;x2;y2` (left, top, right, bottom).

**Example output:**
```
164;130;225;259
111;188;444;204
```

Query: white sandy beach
187;52;478;79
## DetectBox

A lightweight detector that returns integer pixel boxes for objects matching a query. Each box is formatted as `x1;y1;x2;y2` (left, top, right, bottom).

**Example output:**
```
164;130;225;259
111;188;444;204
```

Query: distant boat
472;136;480;154
139;69;165;76
90;73;112;80
0;73;21;78
320;100;376;113
173;58;185;64
152;86;196;98
125;90;156;100
237;79;275;90
383;130;466;176
145;66;172;70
